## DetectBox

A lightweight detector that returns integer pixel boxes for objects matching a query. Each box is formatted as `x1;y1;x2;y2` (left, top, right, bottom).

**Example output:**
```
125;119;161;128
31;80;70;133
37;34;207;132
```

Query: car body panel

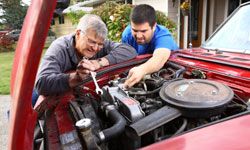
141;113;250;150
8;0;57;149
175;48;250;69
6;29;21;41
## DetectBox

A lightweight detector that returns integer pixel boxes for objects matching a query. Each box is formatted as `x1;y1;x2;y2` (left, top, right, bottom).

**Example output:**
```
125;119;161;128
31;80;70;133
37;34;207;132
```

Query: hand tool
90;71;103;95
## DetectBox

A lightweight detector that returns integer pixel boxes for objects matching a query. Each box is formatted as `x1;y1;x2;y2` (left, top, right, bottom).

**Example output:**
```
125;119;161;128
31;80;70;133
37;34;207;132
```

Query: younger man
122;4;178;88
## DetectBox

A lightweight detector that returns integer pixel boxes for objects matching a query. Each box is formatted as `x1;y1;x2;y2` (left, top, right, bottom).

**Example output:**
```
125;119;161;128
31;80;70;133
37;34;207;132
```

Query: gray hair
77;14;108;39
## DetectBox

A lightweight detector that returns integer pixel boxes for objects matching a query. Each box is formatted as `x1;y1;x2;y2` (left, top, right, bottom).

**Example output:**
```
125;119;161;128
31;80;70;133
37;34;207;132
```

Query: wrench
90;71;103;95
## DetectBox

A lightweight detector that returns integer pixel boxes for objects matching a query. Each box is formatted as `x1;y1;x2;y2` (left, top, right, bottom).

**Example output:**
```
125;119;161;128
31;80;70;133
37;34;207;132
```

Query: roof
62;0;106;14
62;4;93;14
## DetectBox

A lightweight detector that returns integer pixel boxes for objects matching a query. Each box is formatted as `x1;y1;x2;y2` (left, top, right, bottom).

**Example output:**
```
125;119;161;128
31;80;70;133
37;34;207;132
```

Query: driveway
0;95;11;150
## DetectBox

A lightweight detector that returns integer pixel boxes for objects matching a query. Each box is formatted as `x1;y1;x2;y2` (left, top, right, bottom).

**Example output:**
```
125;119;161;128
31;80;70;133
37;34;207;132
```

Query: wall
168;0;179;45
133;0;168;14
168;0;179;24
51;15;76;38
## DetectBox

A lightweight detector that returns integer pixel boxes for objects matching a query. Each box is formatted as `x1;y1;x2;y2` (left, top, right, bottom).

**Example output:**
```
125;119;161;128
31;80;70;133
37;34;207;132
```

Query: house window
242;0;250;3
228;0;250;15
125;0;132;4
59;16;65;24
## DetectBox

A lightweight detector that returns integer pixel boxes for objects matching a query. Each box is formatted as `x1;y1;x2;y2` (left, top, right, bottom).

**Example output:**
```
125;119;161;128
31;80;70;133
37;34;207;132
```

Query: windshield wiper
201;46;248;54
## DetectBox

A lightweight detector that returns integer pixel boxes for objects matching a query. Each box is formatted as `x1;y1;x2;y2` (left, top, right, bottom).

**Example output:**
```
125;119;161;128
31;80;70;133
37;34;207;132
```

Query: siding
168;0;179;24
51;15;76;38
133;0;168;14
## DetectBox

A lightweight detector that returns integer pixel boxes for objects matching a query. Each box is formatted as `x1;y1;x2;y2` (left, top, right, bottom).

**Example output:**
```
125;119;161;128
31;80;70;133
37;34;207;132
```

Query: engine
67;62;248;150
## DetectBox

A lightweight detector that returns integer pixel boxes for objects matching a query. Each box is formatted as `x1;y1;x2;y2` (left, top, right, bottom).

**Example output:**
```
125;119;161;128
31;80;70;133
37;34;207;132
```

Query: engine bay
56;62;249;150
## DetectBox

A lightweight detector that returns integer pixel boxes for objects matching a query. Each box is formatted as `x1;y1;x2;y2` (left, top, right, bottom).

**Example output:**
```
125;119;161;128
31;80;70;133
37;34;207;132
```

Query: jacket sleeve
98;40;137;65
35;40;72;96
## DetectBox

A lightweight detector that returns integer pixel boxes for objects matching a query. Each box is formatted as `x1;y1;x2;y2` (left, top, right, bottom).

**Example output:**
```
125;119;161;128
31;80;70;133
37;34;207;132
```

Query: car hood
171;48;250;70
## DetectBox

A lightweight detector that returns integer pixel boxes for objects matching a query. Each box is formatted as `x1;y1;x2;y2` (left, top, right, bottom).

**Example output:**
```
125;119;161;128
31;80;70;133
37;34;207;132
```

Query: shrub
92;2;132;42
0;35;15;52
91;2;119;24
66;11;86;25
156;11;177;33
67;2;177;42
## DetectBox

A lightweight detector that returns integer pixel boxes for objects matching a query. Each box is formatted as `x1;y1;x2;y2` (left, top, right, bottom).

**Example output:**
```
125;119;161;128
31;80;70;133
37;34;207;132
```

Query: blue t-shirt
122;24;178;55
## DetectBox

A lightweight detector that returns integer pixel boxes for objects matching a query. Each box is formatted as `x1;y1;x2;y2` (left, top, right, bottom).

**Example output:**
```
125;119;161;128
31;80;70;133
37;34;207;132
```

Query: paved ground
0;95;11;150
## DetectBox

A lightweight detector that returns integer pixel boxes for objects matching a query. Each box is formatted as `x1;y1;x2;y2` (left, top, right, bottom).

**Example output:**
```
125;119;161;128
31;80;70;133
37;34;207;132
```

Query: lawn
0;49;48;94
0;37;52;95
0;51;14;94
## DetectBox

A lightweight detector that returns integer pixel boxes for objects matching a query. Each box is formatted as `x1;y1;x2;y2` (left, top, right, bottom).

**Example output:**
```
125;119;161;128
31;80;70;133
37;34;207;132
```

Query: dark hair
130;4;156;28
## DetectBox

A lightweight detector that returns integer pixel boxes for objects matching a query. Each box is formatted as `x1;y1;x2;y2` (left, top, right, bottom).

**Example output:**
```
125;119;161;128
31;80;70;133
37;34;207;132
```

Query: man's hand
124;66;146;88
124;48;171;88
89;60;102;70
77;59;96;78
69;59;96;88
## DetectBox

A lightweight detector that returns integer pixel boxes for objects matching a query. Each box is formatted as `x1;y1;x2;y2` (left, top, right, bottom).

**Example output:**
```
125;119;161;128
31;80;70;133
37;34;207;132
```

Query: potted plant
180;1;191;16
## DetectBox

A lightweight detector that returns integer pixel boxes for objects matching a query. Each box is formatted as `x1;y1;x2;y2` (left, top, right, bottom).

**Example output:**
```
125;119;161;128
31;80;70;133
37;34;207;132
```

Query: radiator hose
98;104;126;143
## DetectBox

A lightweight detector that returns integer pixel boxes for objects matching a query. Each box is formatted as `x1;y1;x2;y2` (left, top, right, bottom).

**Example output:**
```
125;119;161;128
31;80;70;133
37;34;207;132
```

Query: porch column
201;0;207;43
208;0;215;36
183;16;188;49
224;0;229;20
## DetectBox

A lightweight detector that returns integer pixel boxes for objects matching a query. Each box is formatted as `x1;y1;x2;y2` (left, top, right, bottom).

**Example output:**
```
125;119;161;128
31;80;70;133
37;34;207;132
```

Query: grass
0;51;14;94
0;37;53;94
0;49;48;94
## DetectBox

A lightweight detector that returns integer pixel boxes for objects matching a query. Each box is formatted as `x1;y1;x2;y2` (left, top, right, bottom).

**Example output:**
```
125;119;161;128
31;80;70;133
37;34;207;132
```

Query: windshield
202;4;250;54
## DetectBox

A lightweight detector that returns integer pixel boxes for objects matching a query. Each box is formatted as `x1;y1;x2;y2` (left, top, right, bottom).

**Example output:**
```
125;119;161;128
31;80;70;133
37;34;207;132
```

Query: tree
0;0;28;30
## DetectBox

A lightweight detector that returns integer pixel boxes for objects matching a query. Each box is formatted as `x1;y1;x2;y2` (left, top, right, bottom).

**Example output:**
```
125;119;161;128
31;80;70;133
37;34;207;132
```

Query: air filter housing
160;79;234;118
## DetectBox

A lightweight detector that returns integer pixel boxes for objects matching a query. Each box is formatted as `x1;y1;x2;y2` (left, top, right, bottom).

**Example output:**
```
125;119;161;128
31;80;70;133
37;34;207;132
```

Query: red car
9;1;250;150
0;31;14;48
5;30;21;41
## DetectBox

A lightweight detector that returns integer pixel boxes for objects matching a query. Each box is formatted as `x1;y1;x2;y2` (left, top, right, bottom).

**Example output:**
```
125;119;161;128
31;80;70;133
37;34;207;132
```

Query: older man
35;14;137;98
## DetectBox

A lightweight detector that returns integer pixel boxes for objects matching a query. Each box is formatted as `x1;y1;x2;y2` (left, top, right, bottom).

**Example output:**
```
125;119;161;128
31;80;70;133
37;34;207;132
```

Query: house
50;0;109;37
51;6;93;37
51;0;250;48
50;0;95;37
